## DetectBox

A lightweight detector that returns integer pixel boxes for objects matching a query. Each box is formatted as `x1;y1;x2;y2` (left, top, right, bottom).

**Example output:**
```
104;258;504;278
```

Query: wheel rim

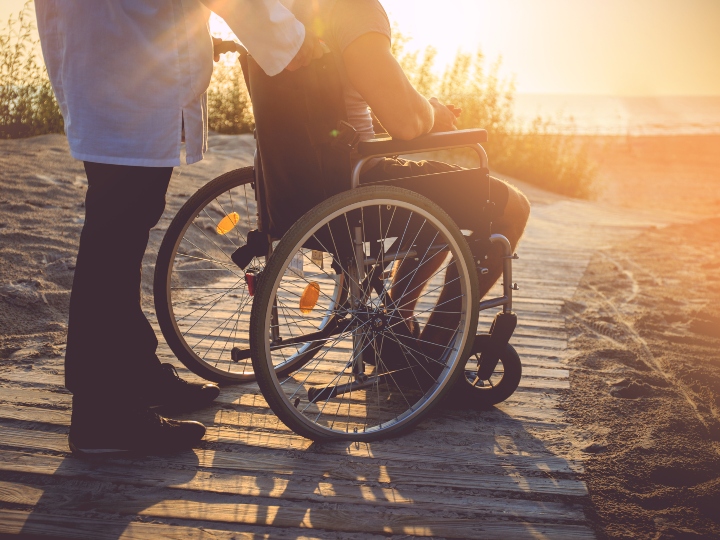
164;178;263;380
464;356;506;389
258;194;475;436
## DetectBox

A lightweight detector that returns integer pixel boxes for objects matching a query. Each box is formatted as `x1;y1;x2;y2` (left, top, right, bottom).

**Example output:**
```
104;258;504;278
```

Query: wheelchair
154;45;522;441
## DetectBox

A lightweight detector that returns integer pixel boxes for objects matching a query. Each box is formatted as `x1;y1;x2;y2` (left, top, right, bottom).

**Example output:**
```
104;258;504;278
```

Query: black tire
154;167;261;384
250;186;479;441
448;334;522;408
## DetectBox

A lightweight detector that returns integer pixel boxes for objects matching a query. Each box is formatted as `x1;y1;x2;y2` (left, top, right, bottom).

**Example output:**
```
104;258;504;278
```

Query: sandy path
0;133;708;538
562;218;720;538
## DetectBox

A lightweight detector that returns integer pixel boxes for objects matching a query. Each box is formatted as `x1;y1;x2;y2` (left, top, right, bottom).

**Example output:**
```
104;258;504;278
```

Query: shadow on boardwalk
5;397;591;539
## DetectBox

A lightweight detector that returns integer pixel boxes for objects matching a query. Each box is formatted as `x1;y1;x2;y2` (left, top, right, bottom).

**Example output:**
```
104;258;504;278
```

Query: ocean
513;95;720;136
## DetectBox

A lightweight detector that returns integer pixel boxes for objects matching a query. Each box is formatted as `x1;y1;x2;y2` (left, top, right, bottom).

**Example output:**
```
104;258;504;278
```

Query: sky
380;0;720;96
4;0;720;96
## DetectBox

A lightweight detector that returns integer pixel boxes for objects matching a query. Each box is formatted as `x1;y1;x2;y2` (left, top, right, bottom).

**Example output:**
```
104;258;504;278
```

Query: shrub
0;2;63;139
392;36;595;198
207;57;254;134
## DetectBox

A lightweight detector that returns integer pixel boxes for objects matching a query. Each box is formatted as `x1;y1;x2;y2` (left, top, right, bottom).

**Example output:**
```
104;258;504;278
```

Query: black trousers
65;162;172;406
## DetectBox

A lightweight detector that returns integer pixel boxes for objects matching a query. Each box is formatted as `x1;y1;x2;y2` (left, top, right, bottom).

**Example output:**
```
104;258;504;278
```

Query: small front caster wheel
449;334;522;408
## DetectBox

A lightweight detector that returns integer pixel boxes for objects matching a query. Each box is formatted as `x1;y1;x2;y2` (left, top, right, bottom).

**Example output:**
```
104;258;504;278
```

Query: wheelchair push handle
212;38;248;59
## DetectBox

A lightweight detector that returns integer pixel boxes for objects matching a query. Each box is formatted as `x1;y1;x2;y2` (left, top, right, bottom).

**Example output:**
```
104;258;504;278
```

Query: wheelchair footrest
231;229;269;270
476;311;517;380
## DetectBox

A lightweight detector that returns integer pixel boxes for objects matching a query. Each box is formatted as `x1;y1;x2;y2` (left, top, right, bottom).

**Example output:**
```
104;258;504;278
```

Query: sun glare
209;13;235;40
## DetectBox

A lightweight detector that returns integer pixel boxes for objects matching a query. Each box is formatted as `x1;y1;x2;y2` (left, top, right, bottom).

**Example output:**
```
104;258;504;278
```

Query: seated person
288;0;530;354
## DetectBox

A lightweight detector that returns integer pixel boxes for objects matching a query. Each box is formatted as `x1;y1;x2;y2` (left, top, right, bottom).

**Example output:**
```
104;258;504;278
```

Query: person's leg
420;178;530;347
66;162;215;455
65;162;172;403
361;158;530;345
363;159;457;326
475;179;530;297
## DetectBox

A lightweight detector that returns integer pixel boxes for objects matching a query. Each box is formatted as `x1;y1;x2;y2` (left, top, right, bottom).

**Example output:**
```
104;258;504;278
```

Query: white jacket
35;0;304;167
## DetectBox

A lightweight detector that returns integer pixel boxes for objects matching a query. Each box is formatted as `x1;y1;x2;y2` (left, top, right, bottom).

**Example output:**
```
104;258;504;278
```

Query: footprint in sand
610;378;656;399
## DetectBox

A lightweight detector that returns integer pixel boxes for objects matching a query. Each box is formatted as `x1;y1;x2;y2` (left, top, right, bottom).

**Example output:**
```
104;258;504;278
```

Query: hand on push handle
285;27;326;71
211;28;325;69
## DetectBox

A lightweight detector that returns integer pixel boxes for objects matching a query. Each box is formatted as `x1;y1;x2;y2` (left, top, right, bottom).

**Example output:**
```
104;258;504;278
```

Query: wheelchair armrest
356;128;488;157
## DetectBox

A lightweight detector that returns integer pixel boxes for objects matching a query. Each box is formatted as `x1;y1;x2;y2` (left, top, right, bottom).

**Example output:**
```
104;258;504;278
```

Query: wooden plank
204;428;586;486
0;384;568;432
500;336;567;350
0;405;68;426
0;386;70;407
0;390;573;432
0;360;569;403
509;346;565;359
0;508;333;540
0;396;574;439
0;480;595;539
0;412;577;474
0;382;567;427
2;354;571;408
0;449;587;521
0;425;586;486
0;365;571;391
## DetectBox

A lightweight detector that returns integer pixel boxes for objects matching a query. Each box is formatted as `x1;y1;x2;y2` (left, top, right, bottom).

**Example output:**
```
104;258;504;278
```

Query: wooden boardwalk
0;162;674;538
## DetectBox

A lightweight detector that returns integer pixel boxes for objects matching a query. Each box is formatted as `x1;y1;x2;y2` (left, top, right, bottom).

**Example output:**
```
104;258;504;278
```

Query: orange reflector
216;212;240;235
299;282;320;314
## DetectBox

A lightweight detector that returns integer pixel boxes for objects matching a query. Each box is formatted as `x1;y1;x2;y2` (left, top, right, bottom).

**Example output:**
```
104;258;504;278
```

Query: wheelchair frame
155;43;522;434
255;134;519;408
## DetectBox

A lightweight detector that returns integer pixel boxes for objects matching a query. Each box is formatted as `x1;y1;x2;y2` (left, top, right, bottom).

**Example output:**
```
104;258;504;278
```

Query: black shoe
149;363;220;411
68;408;205;456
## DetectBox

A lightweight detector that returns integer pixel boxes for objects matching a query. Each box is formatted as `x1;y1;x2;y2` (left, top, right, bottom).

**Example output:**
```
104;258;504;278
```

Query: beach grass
207;58;254;134
0;2;63;140
393;36;595;198
1;4;595;198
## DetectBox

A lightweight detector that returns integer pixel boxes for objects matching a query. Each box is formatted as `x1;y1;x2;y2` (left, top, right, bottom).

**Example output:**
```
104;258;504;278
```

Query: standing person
34;0;323;456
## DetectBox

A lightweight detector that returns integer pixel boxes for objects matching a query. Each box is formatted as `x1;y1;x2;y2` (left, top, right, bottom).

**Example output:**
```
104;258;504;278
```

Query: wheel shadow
197;387;586;536
12;387;582;538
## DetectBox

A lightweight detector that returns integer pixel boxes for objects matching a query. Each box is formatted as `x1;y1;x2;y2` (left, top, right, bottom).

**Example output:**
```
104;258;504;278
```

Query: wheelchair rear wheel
155;167;346;384
154;167;260;383
250;186;479;441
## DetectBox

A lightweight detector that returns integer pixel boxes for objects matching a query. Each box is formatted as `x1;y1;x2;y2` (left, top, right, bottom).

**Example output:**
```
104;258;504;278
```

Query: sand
563;218;720;538
1;132;719;537
0;132;254;362
560;135;720;538
589;134;720;217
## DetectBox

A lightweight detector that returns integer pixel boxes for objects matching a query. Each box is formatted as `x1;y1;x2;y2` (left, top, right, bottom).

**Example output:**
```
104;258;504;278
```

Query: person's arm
343;33;432;140
200;0;320;75
343;33;460;140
